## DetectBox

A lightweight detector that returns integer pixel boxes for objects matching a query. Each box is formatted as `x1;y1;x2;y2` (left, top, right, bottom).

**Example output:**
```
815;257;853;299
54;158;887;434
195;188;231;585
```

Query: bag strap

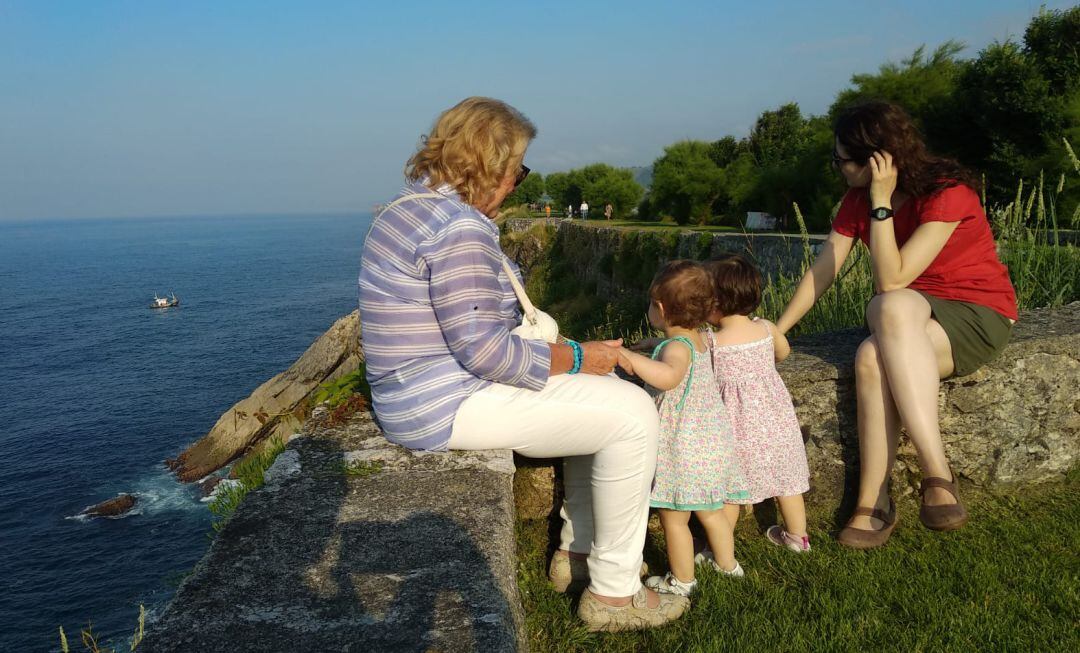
650;335;696;410
500;258;539;326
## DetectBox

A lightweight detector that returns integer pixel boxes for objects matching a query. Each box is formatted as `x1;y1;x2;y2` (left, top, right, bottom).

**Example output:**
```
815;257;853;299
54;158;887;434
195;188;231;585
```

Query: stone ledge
781;301;1080;498
141;410;524;653
514;303;1080;520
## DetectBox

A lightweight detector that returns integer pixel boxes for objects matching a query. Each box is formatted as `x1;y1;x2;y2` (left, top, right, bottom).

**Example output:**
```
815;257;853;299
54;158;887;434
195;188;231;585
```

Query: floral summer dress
707;321;809;504
649;336;749;511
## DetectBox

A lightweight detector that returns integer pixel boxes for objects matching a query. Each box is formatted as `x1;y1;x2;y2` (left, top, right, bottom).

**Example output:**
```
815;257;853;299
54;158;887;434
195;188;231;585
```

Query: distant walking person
604;203;613;221
580;201;589;220
567;204;574;220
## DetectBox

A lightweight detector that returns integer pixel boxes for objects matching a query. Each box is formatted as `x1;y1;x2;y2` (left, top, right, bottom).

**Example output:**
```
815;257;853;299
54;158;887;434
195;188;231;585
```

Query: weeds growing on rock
208;435;287;532
339;459;384;477
59;605;144;653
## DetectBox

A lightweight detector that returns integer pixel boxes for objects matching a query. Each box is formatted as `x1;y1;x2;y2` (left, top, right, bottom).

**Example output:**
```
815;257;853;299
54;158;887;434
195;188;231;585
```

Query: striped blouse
357;181;551;450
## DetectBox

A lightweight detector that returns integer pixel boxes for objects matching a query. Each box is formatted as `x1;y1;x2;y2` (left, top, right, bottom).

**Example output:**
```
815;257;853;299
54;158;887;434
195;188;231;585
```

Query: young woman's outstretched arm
775;230;855;335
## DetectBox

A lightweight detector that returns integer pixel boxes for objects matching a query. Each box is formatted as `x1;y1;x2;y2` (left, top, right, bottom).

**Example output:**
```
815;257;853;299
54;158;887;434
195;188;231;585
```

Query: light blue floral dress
648;336;749;511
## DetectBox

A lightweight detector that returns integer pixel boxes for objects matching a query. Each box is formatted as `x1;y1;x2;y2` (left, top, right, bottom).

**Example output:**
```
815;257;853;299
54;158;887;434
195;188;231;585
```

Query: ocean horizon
0;212;372;650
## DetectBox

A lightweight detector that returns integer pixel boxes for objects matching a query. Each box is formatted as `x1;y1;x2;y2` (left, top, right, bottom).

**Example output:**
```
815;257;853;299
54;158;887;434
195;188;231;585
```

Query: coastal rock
80;494;136;518
168;311;363;483
197;476;224;498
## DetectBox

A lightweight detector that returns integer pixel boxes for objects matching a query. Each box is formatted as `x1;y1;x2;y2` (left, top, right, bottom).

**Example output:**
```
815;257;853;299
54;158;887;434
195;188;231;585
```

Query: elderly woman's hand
579;339;622;375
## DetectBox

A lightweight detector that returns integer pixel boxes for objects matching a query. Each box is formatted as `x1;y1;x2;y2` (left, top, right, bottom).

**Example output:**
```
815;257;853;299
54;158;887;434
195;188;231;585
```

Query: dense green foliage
311;363;370;408
538;164;644;219
507;171;546;207
541;7;1080;232
517;471;1080;652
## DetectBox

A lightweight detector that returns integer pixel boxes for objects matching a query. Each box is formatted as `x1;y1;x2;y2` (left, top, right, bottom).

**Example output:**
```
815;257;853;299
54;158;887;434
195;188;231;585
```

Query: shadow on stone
142;411;523;653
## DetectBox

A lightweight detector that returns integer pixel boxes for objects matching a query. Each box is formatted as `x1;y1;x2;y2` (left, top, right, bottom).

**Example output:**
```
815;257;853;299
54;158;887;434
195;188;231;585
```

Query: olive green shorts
918;292;1014;377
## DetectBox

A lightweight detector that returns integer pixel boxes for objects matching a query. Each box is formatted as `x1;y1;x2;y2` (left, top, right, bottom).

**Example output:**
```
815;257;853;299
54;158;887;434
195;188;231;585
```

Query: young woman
776;101;1017;548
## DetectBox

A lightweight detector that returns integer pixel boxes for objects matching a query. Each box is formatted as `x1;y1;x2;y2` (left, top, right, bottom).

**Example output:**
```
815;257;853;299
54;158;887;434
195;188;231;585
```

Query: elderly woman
358;97;687;631
777;101;1017;548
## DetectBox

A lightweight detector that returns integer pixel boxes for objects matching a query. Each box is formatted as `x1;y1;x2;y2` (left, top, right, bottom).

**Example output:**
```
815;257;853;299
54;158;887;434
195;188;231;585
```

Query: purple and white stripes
358;182;551;450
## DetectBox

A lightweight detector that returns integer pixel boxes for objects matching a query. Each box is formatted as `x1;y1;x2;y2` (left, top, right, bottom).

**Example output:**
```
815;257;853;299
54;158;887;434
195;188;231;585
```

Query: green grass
338;459;383;477
517;476;1080;652
208;435;287;532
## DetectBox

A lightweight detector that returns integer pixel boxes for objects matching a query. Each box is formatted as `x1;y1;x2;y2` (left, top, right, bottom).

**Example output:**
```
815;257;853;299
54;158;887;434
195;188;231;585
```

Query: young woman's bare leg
867;290;957;507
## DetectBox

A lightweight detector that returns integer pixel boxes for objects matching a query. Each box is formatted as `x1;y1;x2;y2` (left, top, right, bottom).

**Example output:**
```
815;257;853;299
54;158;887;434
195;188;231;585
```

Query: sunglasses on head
514;164;531;188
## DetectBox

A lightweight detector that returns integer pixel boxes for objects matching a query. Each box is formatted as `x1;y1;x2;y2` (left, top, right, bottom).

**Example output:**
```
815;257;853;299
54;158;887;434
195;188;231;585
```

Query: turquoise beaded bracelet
566;339;583;375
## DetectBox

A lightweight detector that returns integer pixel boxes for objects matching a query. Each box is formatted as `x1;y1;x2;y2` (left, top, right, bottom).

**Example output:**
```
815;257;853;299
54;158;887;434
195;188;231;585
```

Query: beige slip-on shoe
577;587;689;632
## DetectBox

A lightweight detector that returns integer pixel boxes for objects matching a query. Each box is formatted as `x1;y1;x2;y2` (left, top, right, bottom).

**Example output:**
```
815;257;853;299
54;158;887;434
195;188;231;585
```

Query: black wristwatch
869;206;895;221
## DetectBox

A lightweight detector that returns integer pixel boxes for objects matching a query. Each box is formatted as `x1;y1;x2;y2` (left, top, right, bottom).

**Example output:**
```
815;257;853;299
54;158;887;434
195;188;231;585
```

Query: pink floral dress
707;321;809;504
649;336;749;511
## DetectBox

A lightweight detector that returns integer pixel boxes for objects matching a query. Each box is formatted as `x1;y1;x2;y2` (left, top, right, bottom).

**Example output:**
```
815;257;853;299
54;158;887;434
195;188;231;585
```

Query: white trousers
449;373;659;596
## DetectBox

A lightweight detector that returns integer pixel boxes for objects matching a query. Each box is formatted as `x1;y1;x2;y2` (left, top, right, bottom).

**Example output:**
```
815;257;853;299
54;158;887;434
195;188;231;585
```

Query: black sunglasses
514;164;531;188
831;150;860;167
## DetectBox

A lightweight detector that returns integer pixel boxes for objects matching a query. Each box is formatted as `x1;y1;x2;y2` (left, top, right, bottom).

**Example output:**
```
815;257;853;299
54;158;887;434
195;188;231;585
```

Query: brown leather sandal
919;471;968;531
837;500;898;549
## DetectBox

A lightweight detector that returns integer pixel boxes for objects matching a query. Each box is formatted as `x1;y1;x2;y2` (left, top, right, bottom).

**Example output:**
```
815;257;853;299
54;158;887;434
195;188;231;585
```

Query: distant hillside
628;166;652;191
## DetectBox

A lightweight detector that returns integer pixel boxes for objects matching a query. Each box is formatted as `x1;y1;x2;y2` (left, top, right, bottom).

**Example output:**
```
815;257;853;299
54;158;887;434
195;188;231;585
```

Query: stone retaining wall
141;410;524;653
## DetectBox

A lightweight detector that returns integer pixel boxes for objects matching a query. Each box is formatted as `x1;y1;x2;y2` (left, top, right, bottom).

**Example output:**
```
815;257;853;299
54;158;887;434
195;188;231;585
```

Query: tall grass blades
208;435;287;532
58;605;144;653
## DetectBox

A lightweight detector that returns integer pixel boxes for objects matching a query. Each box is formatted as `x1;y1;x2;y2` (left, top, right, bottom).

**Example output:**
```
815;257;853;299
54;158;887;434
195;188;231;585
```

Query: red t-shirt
831;185;1018;320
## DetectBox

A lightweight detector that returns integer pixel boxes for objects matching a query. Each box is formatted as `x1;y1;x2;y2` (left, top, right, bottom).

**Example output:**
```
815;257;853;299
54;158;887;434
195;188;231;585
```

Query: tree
505;172;544;207
582;167;644;219
708;136;744;169
1024;5;1080;95
649;141;725;225
832;42;969;162
748;103;813;168
955;40;1066;194
544;172;573;209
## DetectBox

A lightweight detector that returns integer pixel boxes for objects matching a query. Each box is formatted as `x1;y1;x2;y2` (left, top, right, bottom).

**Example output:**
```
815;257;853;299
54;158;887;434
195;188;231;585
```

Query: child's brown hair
649;260;715;328
704;254;762;317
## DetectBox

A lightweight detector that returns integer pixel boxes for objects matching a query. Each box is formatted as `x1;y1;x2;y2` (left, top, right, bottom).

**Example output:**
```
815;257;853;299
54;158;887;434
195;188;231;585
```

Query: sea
0;213;372;651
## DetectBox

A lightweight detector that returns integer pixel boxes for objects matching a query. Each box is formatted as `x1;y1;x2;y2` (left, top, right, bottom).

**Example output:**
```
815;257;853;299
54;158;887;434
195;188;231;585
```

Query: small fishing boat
150;293;180;309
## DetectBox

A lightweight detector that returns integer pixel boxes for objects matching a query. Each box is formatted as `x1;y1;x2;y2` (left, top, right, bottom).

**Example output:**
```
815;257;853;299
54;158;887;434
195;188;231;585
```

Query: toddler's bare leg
658;509;695;583
696;508;737;571
776;494;807;537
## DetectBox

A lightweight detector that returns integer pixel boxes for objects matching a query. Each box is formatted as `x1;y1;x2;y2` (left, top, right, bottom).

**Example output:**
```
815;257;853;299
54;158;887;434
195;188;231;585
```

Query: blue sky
0;0;1070;220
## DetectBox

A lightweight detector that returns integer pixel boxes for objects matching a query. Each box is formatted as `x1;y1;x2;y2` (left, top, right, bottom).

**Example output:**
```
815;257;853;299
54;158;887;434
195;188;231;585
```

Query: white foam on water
66;466;207;522
129;467;205;515
200;478;242;503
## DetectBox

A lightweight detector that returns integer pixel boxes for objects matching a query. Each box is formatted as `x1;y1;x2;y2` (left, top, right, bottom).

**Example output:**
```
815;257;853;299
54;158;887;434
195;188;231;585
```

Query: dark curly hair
649;260;715;329
704;254;762;317
834;101;980;199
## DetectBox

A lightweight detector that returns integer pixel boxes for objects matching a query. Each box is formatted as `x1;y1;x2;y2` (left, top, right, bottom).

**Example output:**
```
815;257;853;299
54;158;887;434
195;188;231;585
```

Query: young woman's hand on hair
868;150;898;209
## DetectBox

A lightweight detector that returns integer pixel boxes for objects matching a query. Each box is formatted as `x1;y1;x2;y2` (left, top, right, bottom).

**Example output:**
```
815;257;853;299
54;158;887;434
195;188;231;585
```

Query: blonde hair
405;97;536;207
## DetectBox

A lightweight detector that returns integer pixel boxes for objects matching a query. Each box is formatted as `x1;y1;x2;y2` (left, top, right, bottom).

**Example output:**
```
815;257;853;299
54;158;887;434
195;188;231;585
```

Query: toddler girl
618;260;750;597
704;254;811;552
